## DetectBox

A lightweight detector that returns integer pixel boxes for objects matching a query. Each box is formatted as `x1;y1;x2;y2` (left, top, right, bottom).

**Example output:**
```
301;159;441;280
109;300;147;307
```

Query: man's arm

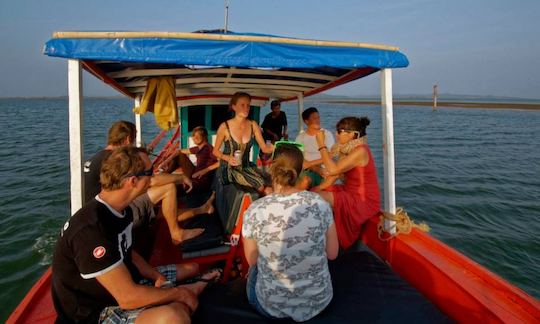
96;263;198;311
282;113;288;140
132;251;165;287
192;161;219;179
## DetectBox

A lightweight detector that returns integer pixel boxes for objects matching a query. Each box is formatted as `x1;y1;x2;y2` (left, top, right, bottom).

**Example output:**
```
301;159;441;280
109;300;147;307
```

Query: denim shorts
246;265;274;318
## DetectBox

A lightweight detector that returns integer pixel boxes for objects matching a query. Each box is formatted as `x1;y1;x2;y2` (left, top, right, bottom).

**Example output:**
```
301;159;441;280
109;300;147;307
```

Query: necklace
331;136;367;158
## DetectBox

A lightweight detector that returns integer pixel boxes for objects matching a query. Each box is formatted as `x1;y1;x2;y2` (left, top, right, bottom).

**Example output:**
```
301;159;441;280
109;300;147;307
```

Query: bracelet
318;146;327;151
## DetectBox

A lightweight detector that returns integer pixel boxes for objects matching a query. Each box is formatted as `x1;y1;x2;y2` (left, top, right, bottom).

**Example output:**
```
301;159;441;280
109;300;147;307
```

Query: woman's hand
315;130;326;147
228;155;240;167
266;142;274;154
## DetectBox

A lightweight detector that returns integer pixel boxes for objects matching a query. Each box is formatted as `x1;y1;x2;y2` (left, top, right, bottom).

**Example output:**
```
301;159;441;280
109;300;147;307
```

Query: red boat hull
7;215;540;323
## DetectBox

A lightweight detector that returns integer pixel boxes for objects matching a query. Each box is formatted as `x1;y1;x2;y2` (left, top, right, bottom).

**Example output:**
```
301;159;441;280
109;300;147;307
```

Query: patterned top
243;191;334;321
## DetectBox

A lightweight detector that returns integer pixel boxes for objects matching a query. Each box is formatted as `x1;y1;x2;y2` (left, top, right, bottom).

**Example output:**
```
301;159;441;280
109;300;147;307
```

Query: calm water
0;98;539;320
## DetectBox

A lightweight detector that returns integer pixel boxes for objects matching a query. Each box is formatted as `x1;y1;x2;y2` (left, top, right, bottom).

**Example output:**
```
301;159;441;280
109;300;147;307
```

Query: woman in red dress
314;116;381;249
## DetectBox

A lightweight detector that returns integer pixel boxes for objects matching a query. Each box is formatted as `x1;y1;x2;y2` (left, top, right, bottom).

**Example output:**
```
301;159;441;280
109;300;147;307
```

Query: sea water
0;98;539;320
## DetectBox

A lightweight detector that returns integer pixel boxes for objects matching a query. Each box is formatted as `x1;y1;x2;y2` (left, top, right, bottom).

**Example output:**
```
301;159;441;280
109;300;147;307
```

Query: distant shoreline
1;97;539;111
315;100;540;111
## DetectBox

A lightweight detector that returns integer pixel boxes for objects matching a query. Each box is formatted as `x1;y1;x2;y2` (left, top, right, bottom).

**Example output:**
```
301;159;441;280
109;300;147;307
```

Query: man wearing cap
261;100;288;143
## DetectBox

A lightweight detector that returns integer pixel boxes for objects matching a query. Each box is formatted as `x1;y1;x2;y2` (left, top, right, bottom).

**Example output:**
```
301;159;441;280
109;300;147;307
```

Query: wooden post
381;69;396;234
297;93;304;132
433;84;438;110
134;95;142;147
68;59;84;215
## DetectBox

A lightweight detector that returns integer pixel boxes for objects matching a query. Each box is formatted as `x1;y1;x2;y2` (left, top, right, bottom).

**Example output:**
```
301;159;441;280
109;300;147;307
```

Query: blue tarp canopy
43;30;409;100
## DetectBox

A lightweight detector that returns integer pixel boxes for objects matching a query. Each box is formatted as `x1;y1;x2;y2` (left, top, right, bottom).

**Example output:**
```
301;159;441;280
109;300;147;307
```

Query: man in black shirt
261;100;288;143
53;147;219;323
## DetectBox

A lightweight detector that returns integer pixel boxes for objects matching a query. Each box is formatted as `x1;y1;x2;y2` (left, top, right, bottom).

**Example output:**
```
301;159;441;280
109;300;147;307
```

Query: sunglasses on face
124;167;153;178
337;129;360;137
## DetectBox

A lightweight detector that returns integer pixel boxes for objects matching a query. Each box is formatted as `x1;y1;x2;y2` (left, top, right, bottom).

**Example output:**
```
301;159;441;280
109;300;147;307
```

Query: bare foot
202;191;216;214
182;269;222;296
171;228;204;245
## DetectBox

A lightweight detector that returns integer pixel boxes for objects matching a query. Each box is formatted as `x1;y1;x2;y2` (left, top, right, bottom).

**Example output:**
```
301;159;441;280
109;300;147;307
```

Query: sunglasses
337;129;361;137
271;140;304;160
124;167;153;178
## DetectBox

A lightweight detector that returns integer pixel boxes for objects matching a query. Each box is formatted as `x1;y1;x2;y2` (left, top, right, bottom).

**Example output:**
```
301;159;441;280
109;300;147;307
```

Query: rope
377;207;430;241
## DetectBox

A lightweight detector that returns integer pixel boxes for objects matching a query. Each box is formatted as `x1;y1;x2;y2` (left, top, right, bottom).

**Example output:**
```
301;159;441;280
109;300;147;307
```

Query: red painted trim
81;61;136;99
362;216;540;323
6;267;56;324
281;67;378;102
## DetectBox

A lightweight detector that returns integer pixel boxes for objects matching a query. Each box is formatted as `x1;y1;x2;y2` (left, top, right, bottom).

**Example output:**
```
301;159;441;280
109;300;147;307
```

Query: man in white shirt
295;107;335;189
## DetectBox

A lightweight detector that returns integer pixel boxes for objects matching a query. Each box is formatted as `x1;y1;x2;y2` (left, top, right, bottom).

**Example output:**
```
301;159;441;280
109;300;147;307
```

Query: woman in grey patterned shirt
242;143;339;321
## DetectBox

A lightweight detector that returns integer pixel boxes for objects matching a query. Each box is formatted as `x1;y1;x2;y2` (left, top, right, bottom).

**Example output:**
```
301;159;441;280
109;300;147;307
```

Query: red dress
324;144;381;249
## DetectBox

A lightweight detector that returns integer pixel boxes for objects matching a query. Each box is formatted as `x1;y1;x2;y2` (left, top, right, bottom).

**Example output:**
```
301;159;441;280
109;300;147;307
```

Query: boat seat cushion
193;249;452;323
215;181;259;235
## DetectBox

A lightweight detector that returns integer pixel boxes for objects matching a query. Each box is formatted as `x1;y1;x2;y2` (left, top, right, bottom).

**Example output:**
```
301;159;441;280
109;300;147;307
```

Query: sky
0;0;539;99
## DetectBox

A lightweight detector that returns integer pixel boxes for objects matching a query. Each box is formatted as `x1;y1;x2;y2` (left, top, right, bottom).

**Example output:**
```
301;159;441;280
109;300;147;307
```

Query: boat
7;30;540;323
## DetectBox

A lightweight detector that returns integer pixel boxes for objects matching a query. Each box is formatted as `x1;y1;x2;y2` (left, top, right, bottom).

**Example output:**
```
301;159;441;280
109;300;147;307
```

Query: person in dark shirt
84;120;211;244
53;146;220;323
163;126;219;193
261;100;288;143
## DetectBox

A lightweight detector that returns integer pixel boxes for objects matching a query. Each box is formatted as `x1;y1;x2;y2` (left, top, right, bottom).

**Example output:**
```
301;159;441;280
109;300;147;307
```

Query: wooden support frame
380;68;396;233
68;59;84;215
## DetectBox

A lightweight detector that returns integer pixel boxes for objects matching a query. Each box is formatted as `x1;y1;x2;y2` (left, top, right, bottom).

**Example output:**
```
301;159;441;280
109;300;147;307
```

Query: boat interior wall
180;104;261;161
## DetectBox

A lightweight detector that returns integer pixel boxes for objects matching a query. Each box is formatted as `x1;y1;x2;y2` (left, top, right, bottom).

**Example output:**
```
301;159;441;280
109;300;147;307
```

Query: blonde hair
270;144;304;187
100;146;146;190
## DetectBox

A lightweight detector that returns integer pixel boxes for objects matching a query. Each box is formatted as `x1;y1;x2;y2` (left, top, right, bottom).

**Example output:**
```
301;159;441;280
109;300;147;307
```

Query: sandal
182;268;223;285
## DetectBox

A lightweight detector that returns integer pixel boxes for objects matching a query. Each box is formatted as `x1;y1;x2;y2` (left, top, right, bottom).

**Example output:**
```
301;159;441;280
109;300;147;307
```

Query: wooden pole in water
224;0;229;33
433;84;438;110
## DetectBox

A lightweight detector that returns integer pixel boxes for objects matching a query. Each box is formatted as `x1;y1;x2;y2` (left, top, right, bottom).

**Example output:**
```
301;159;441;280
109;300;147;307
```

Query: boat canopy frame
48;31;408;234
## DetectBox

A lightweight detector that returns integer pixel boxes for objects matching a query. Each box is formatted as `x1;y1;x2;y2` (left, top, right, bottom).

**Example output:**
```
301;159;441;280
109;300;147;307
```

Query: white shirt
295;129;335;162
